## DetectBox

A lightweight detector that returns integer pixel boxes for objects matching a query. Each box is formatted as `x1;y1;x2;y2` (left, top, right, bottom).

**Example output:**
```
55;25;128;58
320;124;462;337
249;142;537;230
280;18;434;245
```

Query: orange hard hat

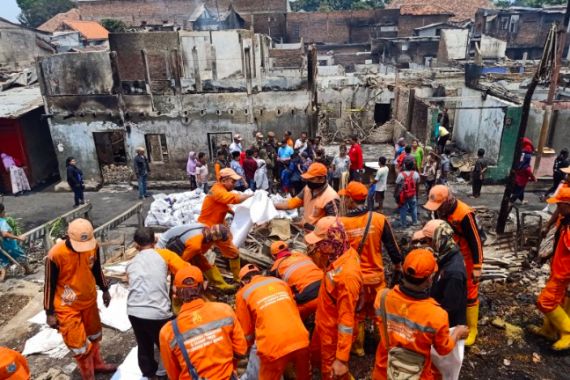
270;241;289;256
339;181;368;201
424;185;451;211
305;216;339;245
301;163;328;180
174;265;204;288
412;219;446;241
403;248;438;279
547;187;570;204
68;218;97;252
238;264;260;281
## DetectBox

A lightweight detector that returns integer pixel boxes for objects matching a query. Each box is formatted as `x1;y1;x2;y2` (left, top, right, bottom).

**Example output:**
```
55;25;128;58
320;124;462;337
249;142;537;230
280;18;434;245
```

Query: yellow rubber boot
351;321;365;357
528;318;558;341
465;304;479;346
229;258;241;281
545;306;570;351
204;266;236;293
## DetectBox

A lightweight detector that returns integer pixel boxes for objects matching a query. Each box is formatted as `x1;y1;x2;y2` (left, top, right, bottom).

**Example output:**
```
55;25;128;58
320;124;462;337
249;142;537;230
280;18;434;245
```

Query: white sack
430;327;464;380
22;327;69;358
110;346;143;380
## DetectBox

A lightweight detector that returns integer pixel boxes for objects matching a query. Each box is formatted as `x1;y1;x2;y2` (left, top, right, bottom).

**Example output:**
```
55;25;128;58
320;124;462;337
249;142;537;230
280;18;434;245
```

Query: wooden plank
20;203;92;244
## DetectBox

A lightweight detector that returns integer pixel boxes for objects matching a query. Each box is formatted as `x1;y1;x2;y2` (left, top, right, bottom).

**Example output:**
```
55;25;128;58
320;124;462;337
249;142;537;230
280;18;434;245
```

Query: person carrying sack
372;248;468;380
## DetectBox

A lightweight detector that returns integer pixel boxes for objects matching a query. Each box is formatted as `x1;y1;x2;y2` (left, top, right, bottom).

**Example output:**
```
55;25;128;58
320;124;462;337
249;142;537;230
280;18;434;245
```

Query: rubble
101;164;133;184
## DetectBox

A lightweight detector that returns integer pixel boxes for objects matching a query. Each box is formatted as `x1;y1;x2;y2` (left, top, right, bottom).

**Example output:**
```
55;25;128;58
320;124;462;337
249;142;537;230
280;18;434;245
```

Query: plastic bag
430;327;464;380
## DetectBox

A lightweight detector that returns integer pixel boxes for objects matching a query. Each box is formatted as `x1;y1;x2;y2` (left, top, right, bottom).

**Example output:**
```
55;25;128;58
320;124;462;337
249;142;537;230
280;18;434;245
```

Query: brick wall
398;15;450;37
269;47;305;68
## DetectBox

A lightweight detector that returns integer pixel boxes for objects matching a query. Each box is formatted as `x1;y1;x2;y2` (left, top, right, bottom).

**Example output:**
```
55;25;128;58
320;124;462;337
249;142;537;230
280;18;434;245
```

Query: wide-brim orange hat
547;187;570;204
424;185;451;211
219;168;242;181
174;265;204;288
412;219;446;241
68;218;97;252
403;248;438;279
301;163;328;180
339;181;368;201
270;241;289;256
305;216;338;245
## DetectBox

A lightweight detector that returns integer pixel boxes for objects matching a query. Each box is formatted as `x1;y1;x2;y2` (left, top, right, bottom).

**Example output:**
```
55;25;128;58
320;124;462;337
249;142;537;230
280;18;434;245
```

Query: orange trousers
259;347;310;380
214;235;239;259
537;274;570;313
310;328;351;380
298;298;318;321
464;257;479;306
56;303;102;357
356;282;385;322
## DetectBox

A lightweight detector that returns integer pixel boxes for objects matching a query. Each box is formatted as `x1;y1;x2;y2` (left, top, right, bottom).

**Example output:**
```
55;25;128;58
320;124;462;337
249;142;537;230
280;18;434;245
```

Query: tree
291;0;388;12
495;0;566;6
101;19;128;33
17;0;75;28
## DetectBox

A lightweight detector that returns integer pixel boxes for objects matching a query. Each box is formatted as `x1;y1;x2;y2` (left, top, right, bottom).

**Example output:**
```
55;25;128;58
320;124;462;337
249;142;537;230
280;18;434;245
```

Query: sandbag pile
144;189;206;227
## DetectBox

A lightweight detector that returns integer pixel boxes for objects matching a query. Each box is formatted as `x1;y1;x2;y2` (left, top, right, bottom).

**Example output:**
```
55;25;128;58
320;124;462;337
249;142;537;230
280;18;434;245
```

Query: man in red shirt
242;149;258;191
348;135;364;182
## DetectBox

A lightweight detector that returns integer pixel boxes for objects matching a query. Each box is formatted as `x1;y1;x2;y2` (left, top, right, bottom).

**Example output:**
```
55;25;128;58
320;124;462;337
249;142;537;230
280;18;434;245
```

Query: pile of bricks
101;164;133;184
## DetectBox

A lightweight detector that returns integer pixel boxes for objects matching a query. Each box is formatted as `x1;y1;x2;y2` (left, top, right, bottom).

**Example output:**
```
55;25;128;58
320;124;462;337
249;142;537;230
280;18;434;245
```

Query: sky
1;0;22;23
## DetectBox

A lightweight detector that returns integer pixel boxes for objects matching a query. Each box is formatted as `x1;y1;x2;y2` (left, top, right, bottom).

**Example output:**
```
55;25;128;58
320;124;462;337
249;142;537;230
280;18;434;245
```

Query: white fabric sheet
22;327;69;358
110;347;143;380
430;327;465;380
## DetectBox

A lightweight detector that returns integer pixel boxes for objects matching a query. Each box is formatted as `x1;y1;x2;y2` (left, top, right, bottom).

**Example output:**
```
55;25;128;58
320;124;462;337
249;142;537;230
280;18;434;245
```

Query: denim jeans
399;196;418;226
248;179;256;191
138;175;147;198
72;186;84;206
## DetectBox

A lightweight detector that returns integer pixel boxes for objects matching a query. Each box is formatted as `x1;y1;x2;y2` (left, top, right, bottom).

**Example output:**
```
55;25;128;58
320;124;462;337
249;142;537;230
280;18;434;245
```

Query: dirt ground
0;294;30;327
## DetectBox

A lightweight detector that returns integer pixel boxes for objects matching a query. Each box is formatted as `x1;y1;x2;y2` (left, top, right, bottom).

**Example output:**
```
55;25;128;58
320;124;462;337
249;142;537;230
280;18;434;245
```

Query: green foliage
497;0;567;6
101;19;128;33
16;0;75;28
5;217;22;236
291;0;388;12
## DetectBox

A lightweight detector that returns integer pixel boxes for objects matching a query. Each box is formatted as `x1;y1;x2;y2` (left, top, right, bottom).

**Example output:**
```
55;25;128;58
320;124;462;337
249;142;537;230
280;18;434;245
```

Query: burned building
37;30;315;185
0;18;54;70
474;6;570;60
189;4;245;31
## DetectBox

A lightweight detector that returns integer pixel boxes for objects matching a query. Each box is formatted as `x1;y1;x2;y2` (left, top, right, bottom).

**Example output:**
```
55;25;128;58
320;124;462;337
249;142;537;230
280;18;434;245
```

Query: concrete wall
454;87;508;162
437;29;468;62
0;20;51;69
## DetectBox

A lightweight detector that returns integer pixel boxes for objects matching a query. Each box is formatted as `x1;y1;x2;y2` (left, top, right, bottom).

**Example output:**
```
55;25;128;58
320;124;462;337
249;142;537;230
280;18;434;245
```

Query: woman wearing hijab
66;157;85;207
511;153;536;205
1;153;31;196
186;152;198;190
254;149;269;191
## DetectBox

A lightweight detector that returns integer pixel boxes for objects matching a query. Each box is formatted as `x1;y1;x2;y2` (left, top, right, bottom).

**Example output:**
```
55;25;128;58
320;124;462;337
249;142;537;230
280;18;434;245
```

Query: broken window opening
207;132;232;159
145;134;169;163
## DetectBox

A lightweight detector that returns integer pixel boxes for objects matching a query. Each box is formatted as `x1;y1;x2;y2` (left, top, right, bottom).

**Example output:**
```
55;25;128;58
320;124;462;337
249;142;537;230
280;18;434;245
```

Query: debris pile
101;164;134;184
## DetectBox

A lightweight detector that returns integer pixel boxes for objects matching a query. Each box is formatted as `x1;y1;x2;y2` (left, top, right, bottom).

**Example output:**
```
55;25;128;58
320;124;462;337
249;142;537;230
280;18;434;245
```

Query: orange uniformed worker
424;185;483;346
339;181;402;357
268;241;323;320
43;218;117;379
197;168;253;279
305;217;363;379
530;188;570;350
372;249;469;380
0;347;29;380
159;265;248;379
235;264;311;380
157;223;236;291
275;163;340;228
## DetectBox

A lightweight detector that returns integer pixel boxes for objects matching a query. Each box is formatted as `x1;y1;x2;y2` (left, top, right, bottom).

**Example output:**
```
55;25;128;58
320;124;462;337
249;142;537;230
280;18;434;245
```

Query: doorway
93;131;128;183
374;103;391;125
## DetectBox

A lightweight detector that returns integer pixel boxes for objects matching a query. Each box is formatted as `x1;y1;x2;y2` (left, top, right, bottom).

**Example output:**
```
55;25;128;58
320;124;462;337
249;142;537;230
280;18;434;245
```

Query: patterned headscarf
316;219;350;265
432;221;458;261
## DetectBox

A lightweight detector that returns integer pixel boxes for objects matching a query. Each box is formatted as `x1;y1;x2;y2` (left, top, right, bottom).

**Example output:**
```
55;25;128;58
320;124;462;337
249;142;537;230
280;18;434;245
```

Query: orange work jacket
270;252;323;293
182;234;212;262
315;247;362;362
373;286;456;380
235;275;309;361
198;182;242;227
160;299;247;380
287;185;339;226
552;224;570;280
44;241;103;311
341;212;400;285
0;347;30;380
446;200;484;269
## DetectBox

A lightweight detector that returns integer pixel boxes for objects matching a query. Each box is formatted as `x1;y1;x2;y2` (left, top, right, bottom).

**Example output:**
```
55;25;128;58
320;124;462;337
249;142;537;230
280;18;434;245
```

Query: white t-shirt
294;139;307;153
375;166;389;192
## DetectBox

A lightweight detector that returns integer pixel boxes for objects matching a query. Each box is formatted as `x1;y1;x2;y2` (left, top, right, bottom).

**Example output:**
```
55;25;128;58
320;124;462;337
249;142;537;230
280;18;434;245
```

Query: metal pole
534;0;570;172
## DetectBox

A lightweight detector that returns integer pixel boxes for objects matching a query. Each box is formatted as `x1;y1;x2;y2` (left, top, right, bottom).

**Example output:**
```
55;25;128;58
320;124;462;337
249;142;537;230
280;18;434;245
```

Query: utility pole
496;24;560;233
534;0;570;173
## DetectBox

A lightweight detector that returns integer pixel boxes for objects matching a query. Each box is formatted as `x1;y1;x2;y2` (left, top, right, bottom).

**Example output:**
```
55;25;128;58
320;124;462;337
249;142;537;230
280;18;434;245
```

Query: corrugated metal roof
0;87;44;119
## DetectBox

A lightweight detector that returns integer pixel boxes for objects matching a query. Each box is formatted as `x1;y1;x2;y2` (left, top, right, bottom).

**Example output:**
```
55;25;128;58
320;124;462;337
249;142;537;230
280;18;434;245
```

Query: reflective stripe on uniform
338;324;353;334
374;309;436;334
169;317;235;349
283;259;313;282
242;277;282;302
69;341;90;356
88;331;102;341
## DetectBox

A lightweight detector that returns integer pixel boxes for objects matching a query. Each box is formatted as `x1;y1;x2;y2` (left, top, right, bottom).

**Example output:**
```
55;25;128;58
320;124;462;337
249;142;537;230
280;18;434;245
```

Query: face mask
307;181;324;190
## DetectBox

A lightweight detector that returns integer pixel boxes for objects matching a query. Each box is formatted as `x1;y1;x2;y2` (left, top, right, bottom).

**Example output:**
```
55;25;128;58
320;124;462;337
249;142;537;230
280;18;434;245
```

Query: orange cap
238;264;261;281
174;265;204;288
0;348;29;380
339;181;368;201
424;185;451;211
403;248;438;279
412;219;446;241
305;216;339;245
270;241;289;256
301;163;328;180
547;187;570;204
219;168;242;181
67;218;97;252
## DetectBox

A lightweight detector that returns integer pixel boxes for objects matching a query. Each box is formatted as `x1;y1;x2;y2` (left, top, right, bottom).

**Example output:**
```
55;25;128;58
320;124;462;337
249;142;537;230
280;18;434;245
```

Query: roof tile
63;20;109;40
388;0;495;21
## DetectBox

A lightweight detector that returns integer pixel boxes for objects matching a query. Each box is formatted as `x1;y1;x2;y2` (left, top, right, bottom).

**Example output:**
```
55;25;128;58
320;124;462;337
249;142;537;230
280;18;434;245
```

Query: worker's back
270;252;323;293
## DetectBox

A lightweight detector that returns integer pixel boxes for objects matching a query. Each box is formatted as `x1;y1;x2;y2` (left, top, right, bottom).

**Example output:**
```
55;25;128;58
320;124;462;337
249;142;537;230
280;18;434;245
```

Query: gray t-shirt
156;223;205;248
126;248;173;320
332;156;350;178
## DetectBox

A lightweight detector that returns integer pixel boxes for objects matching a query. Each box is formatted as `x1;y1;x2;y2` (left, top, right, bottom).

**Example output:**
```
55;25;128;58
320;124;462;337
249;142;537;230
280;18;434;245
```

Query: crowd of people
3;129;570;380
